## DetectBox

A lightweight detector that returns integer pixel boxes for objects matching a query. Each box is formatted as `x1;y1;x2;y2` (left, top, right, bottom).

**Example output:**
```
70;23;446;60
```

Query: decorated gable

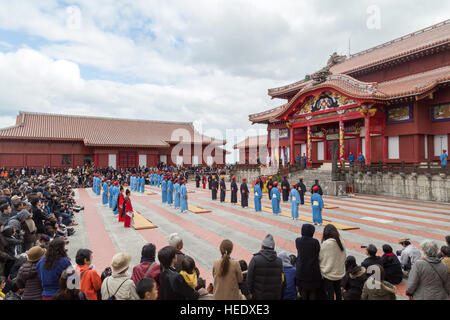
294;91;356;116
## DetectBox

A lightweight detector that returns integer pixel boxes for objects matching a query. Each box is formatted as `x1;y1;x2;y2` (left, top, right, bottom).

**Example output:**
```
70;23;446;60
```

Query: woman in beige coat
212;239;243;300
319;224;346;300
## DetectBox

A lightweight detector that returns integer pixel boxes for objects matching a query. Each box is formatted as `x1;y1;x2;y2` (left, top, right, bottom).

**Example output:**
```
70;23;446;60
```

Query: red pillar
94;154;98;169
364;114;371;165
382;136;388;164
357;136;361;156
290;126;295;165
413;134;420;164
307;124;312;167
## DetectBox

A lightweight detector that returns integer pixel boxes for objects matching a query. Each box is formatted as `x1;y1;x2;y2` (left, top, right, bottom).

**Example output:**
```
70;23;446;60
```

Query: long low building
249;19;450;166
0;111;226;169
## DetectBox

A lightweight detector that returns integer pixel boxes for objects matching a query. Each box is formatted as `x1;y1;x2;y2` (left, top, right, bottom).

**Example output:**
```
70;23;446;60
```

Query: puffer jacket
342;266;368;300
16;262;42;300
101;272;140;300
247;249;283;300
406;257;450;300
361;279;396;300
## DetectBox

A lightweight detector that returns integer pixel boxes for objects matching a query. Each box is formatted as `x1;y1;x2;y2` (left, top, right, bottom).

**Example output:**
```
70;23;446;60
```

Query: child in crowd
136;278;158;300
179;256;197;290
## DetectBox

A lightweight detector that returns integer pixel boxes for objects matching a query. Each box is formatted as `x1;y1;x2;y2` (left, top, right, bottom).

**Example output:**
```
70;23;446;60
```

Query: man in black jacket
158;246;199;300
247;234;283;300
361;244;382;272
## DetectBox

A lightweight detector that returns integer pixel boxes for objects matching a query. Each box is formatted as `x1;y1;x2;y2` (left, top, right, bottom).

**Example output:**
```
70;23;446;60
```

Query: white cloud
0;0;448;163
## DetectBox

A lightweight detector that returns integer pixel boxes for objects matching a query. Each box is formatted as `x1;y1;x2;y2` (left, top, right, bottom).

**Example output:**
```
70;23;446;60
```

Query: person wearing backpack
75;249;102;300
131;243;160;299
101;252;139;300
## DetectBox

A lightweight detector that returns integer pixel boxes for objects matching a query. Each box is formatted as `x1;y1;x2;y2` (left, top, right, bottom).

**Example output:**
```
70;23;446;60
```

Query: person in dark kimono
281;176;290;202
211;177;218;200
258;176;264;191
266;177;274;200
208;174;212;190
310;179;323;196
230;176;238;205
202;175;206;189
195;172;200;188
297;177;306;205
240;179;249;208
219;176;226;203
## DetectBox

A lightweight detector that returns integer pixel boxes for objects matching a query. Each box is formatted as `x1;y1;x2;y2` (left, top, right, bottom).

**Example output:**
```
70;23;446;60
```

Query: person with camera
397;237;421;279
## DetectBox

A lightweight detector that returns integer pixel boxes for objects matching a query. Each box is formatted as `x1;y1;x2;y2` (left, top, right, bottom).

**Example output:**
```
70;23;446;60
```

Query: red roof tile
0;112;225;147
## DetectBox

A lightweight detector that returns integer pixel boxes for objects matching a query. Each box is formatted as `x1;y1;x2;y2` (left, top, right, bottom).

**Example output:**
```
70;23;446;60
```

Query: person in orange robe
117;186;125;223
123;189;133;228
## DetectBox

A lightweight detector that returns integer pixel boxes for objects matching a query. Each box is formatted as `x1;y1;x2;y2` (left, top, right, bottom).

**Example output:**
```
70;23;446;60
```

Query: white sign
108;154;116;169
139;154;147;167
388;136;399;159
160;155;167;164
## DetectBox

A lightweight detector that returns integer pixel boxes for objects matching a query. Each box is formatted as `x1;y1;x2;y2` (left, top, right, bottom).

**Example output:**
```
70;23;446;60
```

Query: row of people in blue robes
130;174;145;193
160;176;188;213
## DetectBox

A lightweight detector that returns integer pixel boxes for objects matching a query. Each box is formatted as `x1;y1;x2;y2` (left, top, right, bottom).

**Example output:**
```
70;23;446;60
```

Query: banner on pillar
339;121;344;164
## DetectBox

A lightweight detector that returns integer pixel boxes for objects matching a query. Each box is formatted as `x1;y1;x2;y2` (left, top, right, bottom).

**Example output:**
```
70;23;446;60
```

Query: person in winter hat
278;251;297;300
247;234;283;300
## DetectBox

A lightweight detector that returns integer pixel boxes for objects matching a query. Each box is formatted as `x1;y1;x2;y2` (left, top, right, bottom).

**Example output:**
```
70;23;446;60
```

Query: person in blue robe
289;184;300;220
180;180;188;213
167;178;174;205
161;177;168;203
270;181;281;215
441;149;448;168
108;182;114;208
174;179;180;209
348;152;355;166
112;183;119;215
102;180;109;206
253;183;262;212
140;175;145;193
311;186;324;225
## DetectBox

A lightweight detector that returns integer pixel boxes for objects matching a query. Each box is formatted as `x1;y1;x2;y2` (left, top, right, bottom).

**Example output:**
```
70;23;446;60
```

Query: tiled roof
268;19;450;98
233;135;268;149
250;66;450;123
331;19;450;75
0;112;225;147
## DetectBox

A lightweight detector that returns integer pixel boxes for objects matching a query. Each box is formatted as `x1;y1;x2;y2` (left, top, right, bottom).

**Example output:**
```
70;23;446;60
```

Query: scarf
180;270;198;289
140;257;155;264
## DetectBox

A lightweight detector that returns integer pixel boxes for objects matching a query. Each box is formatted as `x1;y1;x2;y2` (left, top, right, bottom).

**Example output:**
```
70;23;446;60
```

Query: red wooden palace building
249;20;450;166
0;112;226;169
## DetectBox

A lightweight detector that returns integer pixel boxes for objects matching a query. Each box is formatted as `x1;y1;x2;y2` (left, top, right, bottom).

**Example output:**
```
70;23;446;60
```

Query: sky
0;0;448;163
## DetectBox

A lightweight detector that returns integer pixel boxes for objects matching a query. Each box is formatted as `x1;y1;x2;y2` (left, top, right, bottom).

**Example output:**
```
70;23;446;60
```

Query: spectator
0;203;12;225
247;234;283;300
168;233;185;272
180;256;198;290
440;246;450;273
158;245;199;300
437;236;450;259
131;243;160;298
9;209;36;251
212;239;243;300
101;252;139;300
361;265;396;300
238;260;250;300
397;237;421;278
75;249;102;300
361;244;382;271
278;251;297;300
36;238;72;300
319;224;346;300
1;226;23;259
4;279;22;300
341;256;368;300
0;276;5;299
296;224;322;300
136;278;158;300
406;240;450;300
16;246;45;300
52;266;85;300
380;244;403;285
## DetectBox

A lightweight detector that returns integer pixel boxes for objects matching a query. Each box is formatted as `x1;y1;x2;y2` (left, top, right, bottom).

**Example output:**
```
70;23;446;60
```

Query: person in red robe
117;186;125;223
123;189;133;228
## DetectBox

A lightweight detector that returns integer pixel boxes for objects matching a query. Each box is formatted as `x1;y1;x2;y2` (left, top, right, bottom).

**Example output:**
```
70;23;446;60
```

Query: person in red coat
117;186;125;223
123;189;133;228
